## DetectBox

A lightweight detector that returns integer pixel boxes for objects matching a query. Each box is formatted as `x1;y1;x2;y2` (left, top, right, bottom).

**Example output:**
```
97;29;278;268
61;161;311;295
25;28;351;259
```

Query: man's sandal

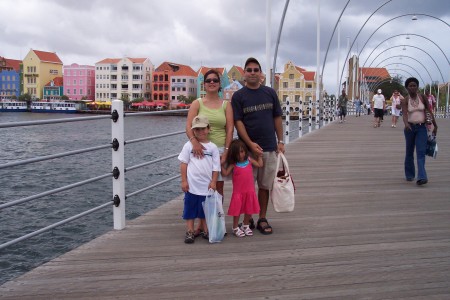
256;218;273;235
232;226;245;237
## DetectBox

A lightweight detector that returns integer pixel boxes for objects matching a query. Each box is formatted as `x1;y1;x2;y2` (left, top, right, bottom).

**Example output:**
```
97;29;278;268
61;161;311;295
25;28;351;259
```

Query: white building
95;57;154;102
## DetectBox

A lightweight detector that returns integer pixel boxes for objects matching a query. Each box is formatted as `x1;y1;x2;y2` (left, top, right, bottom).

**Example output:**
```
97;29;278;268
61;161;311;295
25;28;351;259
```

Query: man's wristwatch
278;141;285;145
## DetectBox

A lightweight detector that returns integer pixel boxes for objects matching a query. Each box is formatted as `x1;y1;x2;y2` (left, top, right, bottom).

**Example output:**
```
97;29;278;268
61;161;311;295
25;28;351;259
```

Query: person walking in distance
372;89;385;127
390;90;403;128
337;90;348;123
231;57;284;235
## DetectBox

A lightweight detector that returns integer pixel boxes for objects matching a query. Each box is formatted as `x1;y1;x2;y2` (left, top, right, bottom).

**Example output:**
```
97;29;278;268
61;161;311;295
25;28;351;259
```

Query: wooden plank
1;116;450;299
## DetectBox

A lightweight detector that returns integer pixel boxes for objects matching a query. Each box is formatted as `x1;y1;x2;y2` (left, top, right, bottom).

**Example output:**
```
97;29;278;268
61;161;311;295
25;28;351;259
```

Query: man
337;90;348;123
372;89;385;127
231;57;284;235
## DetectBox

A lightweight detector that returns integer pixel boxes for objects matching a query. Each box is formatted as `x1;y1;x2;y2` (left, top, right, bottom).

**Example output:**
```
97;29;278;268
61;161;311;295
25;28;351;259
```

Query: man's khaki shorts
253;151;277;190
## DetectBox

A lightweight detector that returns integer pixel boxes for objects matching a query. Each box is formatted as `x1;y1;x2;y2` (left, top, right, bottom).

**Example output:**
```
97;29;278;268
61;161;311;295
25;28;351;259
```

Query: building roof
294;66;315;81
198;66;226;76
155;61;197;76
0;57;22;71
44;76;64;87
233;66;244;76
96;58;121;64
33;50;63;64
360;67;390;79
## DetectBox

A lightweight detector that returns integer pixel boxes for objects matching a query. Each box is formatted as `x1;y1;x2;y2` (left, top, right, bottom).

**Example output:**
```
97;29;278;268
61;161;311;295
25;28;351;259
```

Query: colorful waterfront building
153;62;197;108
0;56;22;100
277;61;316;117
95;57;154;102
63;63;95;100
22;49;63;99
223;80;243;102
227;65;244;83
197;66;229;99
43;77;64;100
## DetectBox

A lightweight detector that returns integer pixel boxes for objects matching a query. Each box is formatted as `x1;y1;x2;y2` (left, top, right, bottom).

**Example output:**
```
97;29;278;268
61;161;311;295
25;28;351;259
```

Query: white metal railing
0;102;188;250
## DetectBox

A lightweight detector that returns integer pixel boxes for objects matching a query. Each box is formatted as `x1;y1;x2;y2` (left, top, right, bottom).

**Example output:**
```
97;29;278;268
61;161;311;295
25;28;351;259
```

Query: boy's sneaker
184;231;195;244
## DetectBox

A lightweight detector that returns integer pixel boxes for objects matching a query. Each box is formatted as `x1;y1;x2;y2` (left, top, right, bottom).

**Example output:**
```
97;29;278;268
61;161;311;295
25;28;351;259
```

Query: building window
283;82;288;88
296;82;300;88
67;89;70;94
289;74;294;79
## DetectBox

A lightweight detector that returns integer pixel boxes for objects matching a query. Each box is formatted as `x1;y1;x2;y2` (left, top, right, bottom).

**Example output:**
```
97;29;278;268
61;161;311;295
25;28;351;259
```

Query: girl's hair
226;139;248;164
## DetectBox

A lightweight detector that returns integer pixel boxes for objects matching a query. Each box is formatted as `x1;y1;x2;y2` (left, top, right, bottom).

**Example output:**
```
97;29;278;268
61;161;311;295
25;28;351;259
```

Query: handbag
202;189;226;243
271;153;295;213
395;104;401;109
426;135;438;159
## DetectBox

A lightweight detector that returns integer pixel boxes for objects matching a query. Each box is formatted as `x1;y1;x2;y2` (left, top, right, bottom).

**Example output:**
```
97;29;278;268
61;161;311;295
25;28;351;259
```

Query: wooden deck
2;116;450;299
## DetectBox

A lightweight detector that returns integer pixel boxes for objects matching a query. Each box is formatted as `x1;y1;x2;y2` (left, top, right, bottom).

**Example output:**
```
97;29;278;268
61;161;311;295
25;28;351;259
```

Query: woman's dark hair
204;69;222;92
226;139;248;165
405;77;419;88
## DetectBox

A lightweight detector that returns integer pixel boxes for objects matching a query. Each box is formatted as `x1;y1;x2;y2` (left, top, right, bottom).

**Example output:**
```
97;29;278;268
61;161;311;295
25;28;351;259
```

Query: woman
390;90;404;128
401;77;437;186
185;69;234;236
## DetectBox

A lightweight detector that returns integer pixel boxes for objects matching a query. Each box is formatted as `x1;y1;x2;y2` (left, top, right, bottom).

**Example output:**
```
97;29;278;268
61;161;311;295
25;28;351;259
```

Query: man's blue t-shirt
232;85;282;152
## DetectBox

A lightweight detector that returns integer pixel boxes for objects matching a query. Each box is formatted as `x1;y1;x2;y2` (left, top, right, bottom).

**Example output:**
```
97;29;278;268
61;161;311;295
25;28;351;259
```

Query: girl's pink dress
227;160;260;216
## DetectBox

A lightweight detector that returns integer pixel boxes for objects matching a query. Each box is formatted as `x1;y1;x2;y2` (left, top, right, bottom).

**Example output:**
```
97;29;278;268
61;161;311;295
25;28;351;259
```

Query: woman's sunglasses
205;78;220;83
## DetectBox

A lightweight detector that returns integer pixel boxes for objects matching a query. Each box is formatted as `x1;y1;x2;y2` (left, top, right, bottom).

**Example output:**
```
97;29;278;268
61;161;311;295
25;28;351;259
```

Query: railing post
298;96;303;138
285;97;290;144
308;96;312;133
111;100;126;230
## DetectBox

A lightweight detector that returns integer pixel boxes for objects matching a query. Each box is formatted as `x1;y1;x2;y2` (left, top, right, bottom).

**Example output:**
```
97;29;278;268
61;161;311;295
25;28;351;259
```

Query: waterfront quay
1;116;450;299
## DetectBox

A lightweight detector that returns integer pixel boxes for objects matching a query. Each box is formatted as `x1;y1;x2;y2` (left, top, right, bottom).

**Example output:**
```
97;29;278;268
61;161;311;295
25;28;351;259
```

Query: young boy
178;115;220;244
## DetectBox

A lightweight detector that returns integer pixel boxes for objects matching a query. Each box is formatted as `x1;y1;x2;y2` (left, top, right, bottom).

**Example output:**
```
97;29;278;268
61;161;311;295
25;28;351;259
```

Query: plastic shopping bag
202;189;226;243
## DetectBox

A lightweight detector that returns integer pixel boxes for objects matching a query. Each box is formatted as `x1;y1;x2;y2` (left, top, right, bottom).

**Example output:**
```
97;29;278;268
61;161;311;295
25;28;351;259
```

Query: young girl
222;139;263;237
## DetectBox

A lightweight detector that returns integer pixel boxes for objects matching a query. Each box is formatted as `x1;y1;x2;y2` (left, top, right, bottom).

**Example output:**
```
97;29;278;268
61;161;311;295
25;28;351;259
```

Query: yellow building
277;61;316;117
22;49;63;99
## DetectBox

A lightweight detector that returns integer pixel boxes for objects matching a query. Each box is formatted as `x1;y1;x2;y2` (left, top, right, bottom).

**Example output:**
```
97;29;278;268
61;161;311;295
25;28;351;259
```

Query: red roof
33;50;62;64
2;58;22;71
294;66;315;81
96;58;122;64
234;66;244;76
360;67;390;78
44;76;63;87
155;62;197;76
198;66;225;76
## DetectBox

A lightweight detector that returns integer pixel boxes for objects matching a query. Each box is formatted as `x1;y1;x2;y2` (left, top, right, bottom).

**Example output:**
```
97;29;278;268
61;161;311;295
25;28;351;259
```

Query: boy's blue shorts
182;192;206;220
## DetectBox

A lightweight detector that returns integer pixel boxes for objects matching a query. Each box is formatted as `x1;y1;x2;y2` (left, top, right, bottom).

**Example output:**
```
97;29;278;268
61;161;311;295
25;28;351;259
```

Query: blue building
0;56;22;100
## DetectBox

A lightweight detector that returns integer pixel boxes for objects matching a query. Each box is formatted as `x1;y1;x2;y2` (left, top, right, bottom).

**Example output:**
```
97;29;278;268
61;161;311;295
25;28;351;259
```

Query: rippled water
0;112;186;285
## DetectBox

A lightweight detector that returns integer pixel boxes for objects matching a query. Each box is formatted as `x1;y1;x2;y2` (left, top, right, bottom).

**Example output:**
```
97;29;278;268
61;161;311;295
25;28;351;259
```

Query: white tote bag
271;153;295;213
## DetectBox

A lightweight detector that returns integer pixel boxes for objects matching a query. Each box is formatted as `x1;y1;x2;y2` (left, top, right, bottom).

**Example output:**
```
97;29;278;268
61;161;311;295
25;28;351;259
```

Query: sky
1;0;449;94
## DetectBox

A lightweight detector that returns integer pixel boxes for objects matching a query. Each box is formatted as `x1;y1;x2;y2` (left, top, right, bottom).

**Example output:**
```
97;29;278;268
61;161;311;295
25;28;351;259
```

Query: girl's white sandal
232;227;245;237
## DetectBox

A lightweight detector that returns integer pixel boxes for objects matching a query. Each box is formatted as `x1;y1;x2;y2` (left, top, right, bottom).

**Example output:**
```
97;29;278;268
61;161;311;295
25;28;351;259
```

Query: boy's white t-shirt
178;141;221;196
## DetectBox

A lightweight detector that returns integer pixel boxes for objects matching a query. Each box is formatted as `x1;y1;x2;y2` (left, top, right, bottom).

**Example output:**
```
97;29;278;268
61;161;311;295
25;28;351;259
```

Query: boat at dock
31;101;78;113
0;100;28;112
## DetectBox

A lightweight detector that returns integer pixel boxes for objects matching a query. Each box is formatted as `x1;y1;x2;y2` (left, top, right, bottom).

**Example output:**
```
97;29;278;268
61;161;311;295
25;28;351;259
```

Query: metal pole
266;0;271;87
345;37;350;95
112;100;126;230
315;0;321;129
337;20;340;98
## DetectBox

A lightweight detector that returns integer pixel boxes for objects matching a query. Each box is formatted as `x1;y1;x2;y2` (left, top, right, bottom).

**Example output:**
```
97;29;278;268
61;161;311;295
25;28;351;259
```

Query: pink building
63;63;95;100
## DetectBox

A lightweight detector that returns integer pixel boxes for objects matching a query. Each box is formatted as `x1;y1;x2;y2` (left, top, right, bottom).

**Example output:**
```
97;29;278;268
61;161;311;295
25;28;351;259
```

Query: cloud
0;0;448;92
